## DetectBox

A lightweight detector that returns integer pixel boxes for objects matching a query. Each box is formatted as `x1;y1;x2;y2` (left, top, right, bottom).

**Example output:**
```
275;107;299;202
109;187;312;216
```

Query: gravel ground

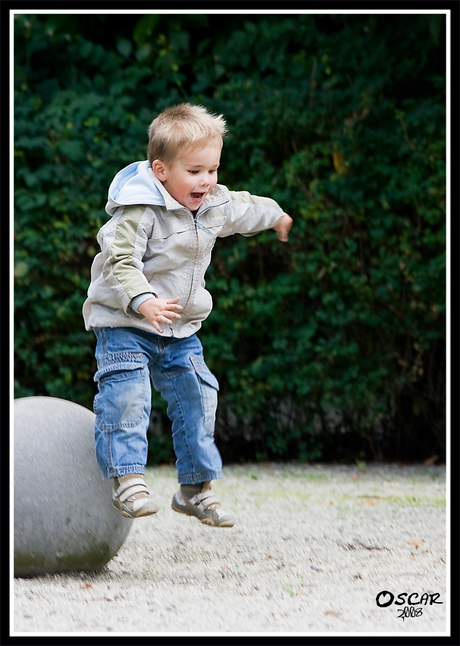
12;463;448;637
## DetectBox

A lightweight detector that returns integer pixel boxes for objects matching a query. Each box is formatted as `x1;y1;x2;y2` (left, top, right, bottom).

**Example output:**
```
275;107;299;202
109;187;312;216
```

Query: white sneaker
112;477;158;518
171;482;235;527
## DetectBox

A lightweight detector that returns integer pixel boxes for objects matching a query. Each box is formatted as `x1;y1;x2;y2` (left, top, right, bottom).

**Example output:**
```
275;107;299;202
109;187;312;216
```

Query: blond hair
147;103;227;167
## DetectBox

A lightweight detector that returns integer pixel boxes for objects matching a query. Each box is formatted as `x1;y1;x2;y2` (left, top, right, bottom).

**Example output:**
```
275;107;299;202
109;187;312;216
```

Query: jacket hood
106;160;165;215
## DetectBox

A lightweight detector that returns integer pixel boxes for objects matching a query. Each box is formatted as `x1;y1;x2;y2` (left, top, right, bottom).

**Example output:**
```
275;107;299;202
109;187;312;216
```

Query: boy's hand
138;296;182;334
273;213;293;242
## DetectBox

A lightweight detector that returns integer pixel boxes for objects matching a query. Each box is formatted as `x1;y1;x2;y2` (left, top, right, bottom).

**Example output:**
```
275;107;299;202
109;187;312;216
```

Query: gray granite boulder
14;397;133;576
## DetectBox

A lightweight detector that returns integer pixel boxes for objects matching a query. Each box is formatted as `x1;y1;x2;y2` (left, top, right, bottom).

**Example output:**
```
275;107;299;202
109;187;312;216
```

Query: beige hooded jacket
82;160;284;338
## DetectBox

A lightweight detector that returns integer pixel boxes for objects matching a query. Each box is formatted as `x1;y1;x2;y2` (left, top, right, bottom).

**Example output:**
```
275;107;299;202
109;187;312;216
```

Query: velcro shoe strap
192;491;219;510
116;479;149;502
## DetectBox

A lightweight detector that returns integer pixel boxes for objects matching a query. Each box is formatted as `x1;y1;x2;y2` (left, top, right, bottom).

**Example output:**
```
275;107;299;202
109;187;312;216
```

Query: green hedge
14;13;446;463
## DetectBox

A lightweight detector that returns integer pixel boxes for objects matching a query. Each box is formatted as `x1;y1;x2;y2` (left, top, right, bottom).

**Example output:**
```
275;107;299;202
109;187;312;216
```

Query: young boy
83;103;292;527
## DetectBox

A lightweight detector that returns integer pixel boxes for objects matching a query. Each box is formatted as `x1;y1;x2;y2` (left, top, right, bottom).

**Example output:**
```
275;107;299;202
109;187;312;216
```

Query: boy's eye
188;169;217;175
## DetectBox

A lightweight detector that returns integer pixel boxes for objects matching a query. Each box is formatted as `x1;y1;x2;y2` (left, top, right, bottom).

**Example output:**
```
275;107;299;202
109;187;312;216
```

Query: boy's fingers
164;308;181;319
166;298;182;312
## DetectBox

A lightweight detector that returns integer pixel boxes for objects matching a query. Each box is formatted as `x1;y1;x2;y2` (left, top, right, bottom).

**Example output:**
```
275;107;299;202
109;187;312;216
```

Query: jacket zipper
169;200;228;316
183;212;200;310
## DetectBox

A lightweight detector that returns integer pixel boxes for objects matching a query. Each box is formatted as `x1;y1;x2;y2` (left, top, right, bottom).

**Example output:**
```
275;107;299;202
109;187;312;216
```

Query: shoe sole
171;499;235;527
113;501;158;519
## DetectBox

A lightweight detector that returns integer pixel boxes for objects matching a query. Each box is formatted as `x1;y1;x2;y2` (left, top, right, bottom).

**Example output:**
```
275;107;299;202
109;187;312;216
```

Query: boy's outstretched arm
273;213;293;242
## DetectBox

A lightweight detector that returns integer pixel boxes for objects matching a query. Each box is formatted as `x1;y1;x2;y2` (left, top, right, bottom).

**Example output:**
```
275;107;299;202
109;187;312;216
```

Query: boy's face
152;144;221;212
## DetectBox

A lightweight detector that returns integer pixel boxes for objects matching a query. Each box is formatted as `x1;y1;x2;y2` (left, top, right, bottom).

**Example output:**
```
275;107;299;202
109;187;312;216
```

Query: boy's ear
152;160;167;181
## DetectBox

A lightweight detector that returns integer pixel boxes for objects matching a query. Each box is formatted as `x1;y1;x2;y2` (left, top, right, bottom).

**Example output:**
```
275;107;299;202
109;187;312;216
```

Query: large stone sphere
14;397;133;577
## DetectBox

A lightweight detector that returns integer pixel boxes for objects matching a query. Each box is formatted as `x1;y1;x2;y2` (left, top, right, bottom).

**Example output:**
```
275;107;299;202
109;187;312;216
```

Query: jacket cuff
130;292;156;313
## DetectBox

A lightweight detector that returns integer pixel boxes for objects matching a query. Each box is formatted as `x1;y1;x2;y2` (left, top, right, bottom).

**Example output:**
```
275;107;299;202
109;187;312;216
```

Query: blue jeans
92;327;223;483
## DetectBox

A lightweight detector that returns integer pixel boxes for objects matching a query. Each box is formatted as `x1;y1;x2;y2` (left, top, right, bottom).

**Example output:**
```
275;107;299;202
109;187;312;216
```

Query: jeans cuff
177;469;223;485
103;465;146;480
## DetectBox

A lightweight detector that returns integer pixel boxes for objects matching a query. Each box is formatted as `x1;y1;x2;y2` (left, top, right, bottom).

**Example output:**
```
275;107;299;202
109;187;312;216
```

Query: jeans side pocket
94;353;149;430
190;355;219;437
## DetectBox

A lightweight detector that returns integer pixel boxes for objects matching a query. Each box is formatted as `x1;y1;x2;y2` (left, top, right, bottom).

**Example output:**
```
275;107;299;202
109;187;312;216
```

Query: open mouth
190;192;205;202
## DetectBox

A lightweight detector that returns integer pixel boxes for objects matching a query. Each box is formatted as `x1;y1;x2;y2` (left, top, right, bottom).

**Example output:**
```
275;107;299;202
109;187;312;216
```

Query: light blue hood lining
106;160;165;214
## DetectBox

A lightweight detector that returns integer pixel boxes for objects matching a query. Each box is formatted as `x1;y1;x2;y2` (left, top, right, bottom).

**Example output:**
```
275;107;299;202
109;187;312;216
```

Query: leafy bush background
14;13;447;464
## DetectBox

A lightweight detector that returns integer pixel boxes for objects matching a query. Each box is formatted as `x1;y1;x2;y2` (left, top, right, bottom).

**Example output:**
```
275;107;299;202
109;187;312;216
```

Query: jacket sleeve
99;205;157;314
218;189;284;238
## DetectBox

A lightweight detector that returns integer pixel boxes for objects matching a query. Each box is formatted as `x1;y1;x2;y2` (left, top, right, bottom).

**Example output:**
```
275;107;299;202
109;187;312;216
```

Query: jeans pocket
190;355;219;436
94;353;149;430
189;354;219;390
